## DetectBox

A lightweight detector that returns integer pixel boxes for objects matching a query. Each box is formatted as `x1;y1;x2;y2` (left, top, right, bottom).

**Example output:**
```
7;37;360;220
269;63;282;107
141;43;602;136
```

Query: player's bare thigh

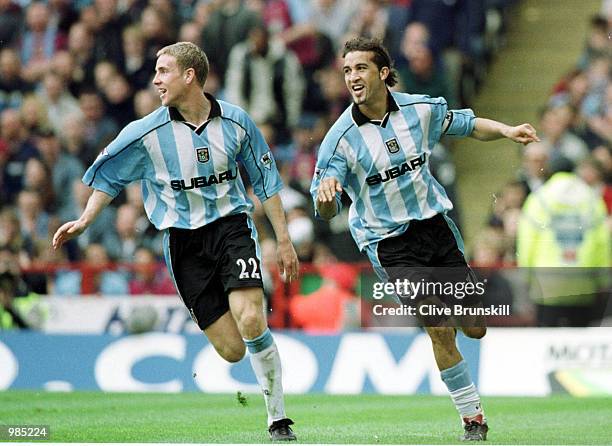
204;311;246;363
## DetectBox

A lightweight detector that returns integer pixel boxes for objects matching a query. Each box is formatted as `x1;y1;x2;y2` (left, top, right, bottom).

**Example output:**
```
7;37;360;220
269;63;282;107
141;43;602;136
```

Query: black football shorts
164;213;263;330
376;214;480;315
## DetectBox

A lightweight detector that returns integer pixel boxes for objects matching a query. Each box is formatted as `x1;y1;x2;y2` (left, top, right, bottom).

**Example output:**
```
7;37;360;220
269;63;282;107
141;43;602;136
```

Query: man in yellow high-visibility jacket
517;160;611;326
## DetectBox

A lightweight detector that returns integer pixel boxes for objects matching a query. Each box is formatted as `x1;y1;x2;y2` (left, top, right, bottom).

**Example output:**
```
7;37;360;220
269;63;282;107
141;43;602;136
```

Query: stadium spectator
19;94;49;134
200;0;260;87
39;70;81;136
34;128;84;219
225;23;305;138
285;114;319;192
140;6;175;62
401;22;431;61
312;63;351;121
19;2;65;83
133;88;160;119
101;73;136;127
105;204;144;263
311;0;360;47
122;25;156;91
550;69;590;111
578;15;610;70
345;0;387;43
77;88;119;165
398;44;456;108
59;111;87;160
66;21;96;88
0;0;23;50
62;179;118;255
16;188;54;261
577;156;612;213
47;0;79;37
582;73;611;148
406;0;457;54
262;0;323;113
50;50;81;97
0;108;39;204
124;183;161;256
178;21;202;45
517;158;611;326
0;208;27;260
89;0;126;68
128;246;175;295
93;60;119;94
0;48;34;113
0;246;31;329
22;157;55;212
539;104;589;167
147;0;181;35
517;141;551;193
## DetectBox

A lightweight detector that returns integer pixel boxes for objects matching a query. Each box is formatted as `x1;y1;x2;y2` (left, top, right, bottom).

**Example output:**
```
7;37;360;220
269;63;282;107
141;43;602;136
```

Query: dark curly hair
342;37;399;87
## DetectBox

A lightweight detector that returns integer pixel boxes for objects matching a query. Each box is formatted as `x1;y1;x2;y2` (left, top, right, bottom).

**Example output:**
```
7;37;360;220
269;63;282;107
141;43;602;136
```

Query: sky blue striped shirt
310;92;475;252
83;94;282;230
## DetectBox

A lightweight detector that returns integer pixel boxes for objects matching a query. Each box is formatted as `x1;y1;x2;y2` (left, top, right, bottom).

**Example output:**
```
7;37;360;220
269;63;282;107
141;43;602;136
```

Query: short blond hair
157;42;209;86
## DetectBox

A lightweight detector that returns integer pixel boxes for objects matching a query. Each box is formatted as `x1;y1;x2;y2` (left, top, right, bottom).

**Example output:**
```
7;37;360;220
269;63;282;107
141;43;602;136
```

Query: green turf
0;391;611;444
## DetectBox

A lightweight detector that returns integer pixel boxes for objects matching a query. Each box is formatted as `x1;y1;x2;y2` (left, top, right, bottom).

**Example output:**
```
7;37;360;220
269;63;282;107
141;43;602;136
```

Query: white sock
440;359;485;423
245;329;286;426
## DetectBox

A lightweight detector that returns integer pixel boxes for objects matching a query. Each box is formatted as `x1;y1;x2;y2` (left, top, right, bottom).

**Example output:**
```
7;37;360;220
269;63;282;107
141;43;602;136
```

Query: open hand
276;239;299;283
52;220;87;250
316;177;342;203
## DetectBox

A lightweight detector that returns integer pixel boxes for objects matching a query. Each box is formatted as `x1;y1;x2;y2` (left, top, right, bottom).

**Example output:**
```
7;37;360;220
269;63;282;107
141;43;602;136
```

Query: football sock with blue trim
440;359;485;423
245;328;286;426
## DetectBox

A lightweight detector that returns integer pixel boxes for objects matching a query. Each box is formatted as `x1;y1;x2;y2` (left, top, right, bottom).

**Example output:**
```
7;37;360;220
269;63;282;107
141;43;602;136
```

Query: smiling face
152;54;188;107
343;51;388;107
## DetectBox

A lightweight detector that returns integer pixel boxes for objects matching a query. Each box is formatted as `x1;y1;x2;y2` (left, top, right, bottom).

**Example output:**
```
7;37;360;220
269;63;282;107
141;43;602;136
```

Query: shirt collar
351;90;400;127
168;92;222;123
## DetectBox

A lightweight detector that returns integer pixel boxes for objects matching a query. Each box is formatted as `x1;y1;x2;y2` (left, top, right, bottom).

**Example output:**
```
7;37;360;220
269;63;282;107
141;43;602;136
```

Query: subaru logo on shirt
366;153;428;186
196;147;209;163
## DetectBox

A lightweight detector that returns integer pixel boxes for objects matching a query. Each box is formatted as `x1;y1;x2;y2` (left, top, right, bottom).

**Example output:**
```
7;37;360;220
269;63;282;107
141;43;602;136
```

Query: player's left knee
462;326;487;339
218;342;246;363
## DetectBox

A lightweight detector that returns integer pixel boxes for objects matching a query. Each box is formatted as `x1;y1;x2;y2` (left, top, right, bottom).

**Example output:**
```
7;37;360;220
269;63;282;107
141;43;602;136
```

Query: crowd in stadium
0;0;610;328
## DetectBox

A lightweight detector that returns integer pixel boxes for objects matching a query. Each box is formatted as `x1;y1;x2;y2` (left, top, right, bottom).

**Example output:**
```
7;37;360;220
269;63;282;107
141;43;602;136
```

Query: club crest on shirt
385;138;400;154
196;147;209;163
260;151;273;170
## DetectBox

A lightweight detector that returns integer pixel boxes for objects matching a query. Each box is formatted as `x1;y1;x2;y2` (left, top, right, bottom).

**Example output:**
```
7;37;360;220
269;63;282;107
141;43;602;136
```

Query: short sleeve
237;113;283;202
83;138;148;198
310;135;348;218
442;108;476;137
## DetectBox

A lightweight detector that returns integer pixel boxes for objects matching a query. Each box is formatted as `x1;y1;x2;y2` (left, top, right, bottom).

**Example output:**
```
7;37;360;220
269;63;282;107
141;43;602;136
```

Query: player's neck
176;92;211;127
358;92;388;121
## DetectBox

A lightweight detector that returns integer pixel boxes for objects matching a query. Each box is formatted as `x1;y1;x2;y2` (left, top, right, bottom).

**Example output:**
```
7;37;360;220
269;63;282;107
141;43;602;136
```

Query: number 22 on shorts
236;258;260;279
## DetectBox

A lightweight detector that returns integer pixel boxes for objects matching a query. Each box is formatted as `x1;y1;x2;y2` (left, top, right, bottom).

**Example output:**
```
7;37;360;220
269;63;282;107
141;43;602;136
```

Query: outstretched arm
52;189;113;249
262;194;300;282
470;118;540;145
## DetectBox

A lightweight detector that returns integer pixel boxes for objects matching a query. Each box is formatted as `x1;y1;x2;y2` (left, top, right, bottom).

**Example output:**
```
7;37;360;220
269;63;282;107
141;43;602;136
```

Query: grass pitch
0;391;611;444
